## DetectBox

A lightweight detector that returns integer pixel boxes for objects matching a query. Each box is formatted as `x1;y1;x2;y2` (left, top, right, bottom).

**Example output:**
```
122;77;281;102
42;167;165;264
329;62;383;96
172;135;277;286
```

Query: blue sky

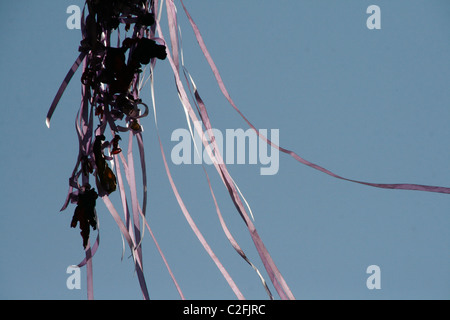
0;0;449;300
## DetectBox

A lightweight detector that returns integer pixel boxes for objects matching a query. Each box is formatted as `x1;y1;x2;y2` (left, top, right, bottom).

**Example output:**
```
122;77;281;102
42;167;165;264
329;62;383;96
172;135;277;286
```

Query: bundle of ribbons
47;0;450;300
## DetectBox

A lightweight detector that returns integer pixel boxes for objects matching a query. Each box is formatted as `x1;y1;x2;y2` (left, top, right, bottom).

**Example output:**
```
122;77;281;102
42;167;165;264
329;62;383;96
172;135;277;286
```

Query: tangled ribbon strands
48;0;171;300
47;0;450;300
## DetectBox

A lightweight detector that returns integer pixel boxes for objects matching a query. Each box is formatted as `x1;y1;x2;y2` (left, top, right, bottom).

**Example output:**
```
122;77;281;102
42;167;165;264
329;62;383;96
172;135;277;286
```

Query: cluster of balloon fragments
68;0;166;248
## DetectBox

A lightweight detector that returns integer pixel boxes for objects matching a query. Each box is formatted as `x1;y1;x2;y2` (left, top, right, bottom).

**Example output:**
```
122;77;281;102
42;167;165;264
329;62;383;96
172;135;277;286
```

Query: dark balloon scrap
70;185;98;248
137;12;155;27
111;135;122;154
132;38;167;65
93;134;117;194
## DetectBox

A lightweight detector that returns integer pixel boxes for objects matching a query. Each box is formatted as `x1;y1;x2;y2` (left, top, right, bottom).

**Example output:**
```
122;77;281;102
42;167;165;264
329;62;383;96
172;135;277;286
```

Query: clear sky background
0;0;449;300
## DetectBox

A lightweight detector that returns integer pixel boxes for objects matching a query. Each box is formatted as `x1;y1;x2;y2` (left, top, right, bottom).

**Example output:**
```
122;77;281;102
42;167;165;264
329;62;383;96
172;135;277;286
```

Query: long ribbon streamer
158;1;294;299
179;0;450;196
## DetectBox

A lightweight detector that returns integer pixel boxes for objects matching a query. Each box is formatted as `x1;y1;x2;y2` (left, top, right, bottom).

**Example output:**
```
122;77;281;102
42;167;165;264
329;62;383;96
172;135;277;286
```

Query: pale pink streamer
166;1;295;300
156;127;245;299
115;131;184;299
181;65;274;299
179;0;450;196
